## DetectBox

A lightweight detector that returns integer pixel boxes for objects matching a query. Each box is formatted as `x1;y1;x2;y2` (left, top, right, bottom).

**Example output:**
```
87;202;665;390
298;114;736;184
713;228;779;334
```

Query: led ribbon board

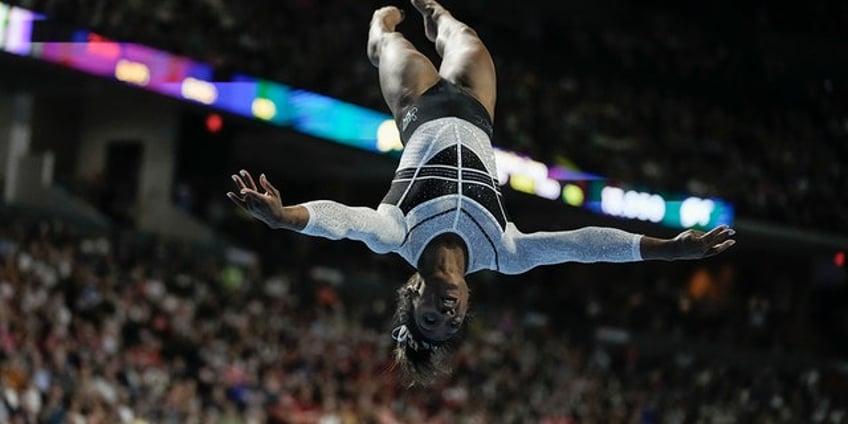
0;2;733;229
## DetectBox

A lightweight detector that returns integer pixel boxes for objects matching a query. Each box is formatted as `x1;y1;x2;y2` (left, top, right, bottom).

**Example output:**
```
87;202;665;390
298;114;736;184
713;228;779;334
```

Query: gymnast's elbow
361;226;406;254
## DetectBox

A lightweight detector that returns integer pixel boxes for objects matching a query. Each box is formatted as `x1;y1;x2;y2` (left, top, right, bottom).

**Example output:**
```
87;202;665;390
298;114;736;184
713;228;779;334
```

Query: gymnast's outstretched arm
499;223;736;275
227;170;405;254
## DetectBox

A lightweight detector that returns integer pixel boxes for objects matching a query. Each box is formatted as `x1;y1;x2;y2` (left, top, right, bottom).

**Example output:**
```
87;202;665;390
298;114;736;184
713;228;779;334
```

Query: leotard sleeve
299;201;406;254
499;223;643;275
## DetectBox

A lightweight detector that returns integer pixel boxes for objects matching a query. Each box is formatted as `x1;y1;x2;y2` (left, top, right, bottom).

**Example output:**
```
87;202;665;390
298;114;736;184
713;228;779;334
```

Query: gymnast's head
390;271;469;386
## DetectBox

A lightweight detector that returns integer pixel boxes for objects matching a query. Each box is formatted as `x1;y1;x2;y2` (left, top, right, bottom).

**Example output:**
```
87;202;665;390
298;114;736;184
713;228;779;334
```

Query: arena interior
0;0;846;422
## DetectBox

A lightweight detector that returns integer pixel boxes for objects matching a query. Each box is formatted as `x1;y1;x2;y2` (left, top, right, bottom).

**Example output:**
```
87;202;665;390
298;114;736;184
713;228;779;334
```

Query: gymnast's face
412;273;469;342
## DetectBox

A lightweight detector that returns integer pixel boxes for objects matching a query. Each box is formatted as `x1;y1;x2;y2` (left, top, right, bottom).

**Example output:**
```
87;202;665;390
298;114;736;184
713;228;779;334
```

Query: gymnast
227;0;736;385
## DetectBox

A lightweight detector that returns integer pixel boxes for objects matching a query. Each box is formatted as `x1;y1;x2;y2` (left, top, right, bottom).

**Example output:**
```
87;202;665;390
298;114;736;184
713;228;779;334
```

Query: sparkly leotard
300;80;643;274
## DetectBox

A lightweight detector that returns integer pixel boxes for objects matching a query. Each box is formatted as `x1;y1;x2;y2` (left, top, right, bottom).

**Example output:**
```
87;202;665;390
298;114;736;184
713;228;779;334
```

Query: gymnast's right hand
227;169;287;229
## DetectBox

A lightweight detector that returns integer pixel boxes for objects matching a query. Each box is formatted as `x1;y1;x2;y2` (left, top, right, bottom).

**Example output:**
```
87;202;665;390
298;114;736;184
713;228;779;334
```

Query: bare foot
372;6;406;31
411;0;447;42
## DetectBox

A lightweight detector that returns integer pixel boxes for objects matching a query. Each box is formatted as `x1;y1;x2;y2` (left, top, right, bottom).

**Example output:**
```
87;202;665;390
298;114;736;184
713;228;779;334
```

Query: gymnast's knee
436;25;481;55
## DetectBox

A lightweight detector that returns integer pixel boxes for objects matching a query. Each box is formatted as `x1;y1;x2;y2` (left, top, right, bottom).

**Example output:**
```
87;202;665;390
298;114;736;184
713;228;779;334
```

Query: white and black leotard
300;80;643;274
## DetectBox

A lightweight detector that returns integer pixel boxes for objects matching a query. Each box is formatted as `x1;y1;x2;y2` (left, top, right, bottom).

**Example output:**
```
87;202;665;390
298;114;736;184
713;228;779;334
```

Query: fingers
702;224;729;239
228;170;264;201
239;169;258;191
228;172;281;226
701;225;735;245
718;227;736;239
259;173;280;197
226;191;248;210
240;187;264;199
232;174;246;191
232;170;274;195
677;225;736;258
705;239;736;257
229;172;251;211
229;187;268;212
231;170;258;193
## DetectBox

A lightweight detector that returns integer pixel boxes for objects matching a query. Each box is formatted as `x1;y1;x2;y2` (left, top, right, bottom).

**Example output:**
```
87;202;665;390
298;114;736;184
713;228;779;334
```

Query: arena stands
0;1;846;423
0;217;845;422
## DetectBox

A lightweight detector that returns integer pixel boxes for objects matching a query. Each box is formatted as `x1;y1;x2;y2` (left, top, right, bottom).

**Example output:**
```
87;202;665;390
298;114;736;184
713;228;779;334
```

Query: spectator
0;217;845;422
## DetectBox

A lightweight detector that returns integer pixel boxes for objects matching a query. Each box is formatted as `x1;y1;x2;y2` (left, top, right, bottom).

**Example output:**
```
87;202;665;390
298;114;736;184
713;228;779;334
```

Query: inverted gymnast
227;0;736;385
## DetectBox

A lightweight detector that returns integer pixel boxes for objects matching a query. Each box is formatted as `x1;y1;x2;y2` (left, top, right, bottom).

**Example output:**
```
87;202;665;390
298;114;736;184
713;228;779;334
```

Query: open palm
674;225;736;259
226;169;285;229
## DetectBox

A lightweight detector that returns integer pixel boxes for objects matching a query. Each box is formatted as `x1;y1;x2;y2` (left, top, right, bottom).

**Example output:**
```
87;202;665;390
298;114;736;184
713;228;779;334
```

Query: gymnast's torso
298;79;644;274
380;79;509;273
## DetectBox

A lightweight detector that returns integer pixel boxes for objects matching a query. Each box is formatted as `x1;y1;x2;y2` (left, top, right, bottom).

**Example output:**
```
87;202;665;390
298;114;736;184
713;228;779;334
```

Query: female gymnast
227;0;736;385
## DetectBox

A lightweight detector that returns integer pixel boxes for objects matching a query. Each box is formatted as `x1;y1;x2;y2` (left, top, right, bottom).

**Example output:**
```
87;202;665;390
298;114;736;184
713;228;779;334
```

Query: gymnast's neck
417;233;469;279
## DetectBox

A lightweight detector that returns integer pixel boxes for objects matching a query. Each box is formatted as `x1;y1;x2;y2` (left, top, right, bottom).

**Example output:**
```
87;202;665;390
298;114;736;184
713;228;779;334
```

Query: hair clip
392;324;433;351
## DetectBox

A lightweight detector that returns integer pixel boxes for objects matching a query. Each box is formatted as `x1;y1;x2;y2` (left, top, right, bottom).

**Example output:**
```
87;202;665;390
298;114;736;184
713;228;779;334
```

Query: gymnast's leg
368;6;441;118
411;0;497;120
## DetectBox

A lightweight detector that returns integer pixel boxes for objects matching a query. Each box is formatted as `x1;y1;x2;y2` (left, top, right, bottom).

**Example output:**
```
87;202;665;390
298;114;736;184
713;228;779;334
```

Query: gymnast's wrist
639;236;681;261
275;205;309;231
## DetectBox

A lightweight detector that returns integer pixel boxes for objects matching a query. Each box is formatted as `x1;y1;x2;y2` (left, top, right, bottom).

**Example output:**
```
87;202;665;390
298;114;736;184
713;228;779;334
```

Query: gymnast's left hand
227;169;286;229
672;224;736;259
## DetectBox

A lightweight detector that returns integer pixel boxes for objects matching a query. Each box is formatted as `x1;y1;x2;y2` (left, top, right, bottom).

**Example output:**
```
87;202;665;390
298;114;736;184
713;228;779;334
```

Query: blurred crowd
10;0;847;233
1;218;846;423
0;2;845;422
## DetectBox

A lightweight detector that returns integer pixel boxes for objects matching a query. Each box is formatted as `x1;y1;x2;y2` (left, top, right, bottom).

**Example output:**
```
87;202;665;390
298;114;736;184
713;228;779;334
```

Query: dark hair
390;273;464;387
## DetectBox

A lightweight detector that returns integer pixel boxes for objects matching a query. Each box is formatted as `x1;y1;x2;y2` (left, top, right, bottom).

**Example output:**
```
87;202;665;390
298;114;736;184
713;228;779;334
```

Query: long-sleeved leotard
299;80;643;275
